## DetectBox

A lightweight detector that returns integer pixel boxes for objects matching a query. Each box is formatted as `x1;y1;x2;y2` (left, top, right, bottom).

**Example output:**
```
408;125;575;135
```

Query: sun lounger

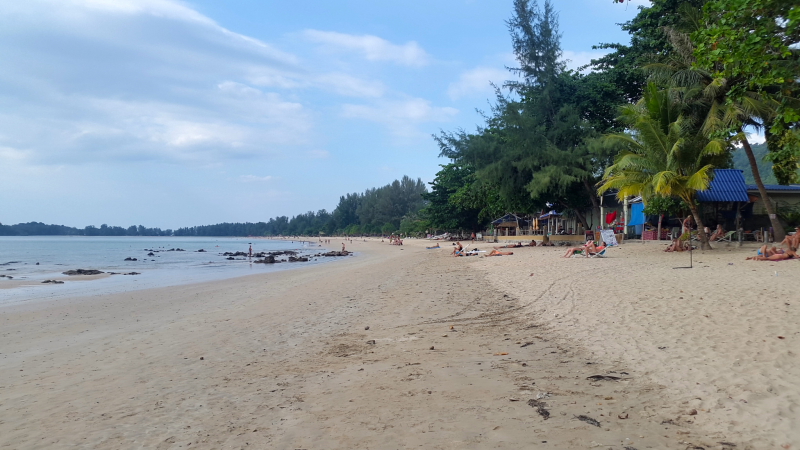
714;230;736;243
586;248;607;258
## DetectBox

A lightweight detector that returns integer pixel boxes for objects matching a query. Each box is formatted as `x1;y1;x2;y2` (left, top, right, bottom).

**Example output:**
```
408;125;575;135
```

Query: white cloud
0;1;320;165
239;175;274;182
562;50;609;72
447;67;508;100
302;30;431;66
342;98;458;136
746;132;766;145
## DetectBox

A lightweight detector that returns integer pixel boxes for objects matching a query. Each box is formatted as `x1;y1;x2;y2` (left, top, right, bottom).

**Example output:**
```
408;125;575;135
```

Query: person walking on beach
248;244;252;258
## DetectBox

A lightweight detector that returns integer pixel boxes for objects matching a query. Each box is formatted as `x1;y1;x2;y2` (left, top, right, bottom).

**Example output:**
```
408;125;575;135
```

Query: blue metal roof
696;169;749;202
539;210;561;220
746;184;800;192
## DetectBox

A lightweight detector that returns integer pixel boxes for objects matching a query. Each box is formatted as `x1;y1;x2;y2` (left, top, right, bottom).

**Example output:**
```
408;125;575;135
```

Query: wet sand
0;238;796;449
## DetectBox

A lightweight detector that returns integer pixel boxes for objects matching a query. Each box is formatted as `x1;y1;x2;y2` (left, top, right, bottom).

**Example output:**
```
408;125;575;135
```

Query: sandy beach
1;238;797;449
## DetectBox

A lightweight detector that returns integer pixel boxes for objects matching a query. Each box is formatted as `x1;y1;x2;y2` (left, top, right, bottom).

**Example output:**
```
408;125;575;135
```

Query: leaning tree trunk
583;179;601;230
741;135;785;242
688;202;712;250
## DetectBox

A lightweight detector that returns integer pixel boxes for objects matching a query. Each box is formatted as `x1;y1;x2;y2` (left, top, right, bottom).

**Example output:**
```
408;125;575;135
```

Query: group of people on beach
746;226;800;261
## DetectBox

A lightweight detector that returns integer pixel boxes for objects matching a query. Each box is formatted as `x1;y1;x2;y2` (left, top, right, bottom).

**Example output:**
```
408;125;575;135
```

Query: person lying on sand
426;244;440;249
498;243;523;248
487;248;513;256
745;245;785;260
746;248;797;261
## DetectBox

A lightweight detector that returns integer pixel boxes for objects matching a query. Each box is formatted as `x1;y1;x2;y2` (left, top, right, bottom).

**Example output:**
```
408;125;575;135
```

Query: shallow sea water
0;236;334;305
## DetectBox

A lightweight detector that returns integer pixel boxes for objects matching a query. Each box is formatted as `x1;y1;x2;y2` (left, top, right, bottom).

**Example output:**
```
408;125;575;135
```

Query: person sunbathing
563;241;598;257
584;241;605;254
498;243;523;248
426;243;440;249
528;240;537;247
708;224;725;242
452;242;463;256
487;248;514;256
747;248;797;261
746;245;784;260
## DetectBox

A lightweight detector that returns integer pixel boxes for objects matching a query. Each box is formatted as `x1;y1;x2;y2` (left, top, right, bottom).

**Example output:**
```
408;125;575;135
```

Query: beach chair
586;248;607;258
714;230;736;243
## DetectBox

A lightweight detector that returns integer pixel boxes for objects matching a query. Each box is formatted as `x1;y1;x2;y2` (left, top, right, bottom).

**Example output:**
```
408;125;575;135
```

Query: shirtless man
779;226;800;251
452;242;463;256
487;248;513;256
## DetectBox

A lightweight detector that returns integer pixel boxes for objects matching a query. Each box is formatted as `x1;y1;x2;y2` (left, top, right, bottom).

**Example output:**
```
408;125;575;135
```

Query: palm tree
645;25;788;241
598;84;728;250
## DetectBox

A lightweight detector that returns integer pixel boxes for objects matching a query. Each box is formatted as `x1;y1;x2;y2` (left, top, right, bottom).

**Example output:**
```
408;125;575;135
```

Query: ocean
0;236;336;305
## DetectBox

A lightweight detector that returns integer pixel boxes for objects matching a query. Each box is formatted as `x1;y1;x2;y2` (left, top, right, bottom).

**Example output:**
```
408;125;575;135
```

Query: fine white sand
0;238;796;449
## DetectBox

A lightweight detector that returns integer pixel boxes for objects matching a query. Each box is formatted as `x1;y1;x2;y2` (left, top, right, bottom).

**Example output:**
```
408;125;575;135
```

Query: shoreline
0;238;795;448
0;236;340;304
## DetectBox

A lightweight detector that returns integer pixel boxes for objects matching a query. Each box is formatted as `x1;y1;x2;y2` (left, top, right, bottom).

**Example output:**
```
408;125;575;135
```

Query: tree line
0;223;172;236
424;0;799;249
1;176;428;237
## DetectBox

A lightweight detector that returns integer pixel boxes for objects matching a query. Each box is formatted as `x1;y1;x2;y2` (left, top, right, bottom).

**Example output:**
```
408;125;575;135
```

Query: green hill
731;143;778;185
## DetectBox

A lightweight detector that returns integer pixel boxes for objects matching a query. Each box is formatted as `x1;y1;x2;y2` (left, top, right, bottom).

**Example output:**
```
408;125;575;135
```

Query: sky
0;0;652;230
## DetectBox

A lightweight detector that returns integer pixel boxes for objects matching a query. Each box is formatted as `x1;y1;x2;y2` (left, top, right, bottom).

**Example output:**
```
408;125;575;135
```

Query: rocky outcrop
124;257;138;261
62;269;104;276
42;280;64;284
318;251;352;257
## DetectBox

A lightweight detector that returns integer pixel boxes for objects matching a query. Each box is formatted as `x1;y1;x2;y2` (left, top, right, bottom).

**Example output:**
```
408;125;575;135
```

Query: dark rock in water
253;255;276;264
196;249;206;252
124;257;138;261
123;272;140;275
226;256;235;260
288;256;309;262
62;269;105;276
36;262;40;265
147;252;155;256
320;251;351;257
42;280;64;284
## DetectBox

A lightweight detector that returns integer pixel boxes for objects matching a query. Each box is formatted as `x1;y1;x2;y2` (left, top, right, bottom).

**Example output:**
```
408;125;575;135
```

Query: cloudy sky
0;0;648;229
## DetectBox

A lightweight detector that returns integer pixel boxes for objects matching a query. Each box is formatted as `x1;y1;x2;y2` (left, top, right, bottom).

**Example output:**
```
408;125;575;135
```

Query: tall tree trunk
583;179;601;230
741;135;785;242
688;202;712;250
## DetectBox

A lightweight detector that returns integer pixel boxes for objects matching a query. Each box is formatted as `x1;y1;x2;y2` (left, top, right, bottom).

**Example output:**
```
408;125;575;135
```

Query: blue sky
0;0;650;229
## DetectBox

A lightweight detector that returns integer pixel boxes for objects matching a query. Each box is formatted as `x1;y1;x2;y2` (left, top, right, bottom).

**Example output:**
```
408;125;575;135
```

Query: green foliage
641;195;683;217
421;163;491;231
599;83;728;249
777;204;800;228
731;142;778;185
431;1;612;230
692;0;799;133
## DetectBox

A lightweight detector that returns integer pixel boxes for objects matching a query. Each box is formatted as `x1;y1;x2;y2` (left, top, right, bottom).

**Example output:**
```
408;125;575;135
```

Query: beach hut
538;210;562;235
696;169;750;241
491;213;529;237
